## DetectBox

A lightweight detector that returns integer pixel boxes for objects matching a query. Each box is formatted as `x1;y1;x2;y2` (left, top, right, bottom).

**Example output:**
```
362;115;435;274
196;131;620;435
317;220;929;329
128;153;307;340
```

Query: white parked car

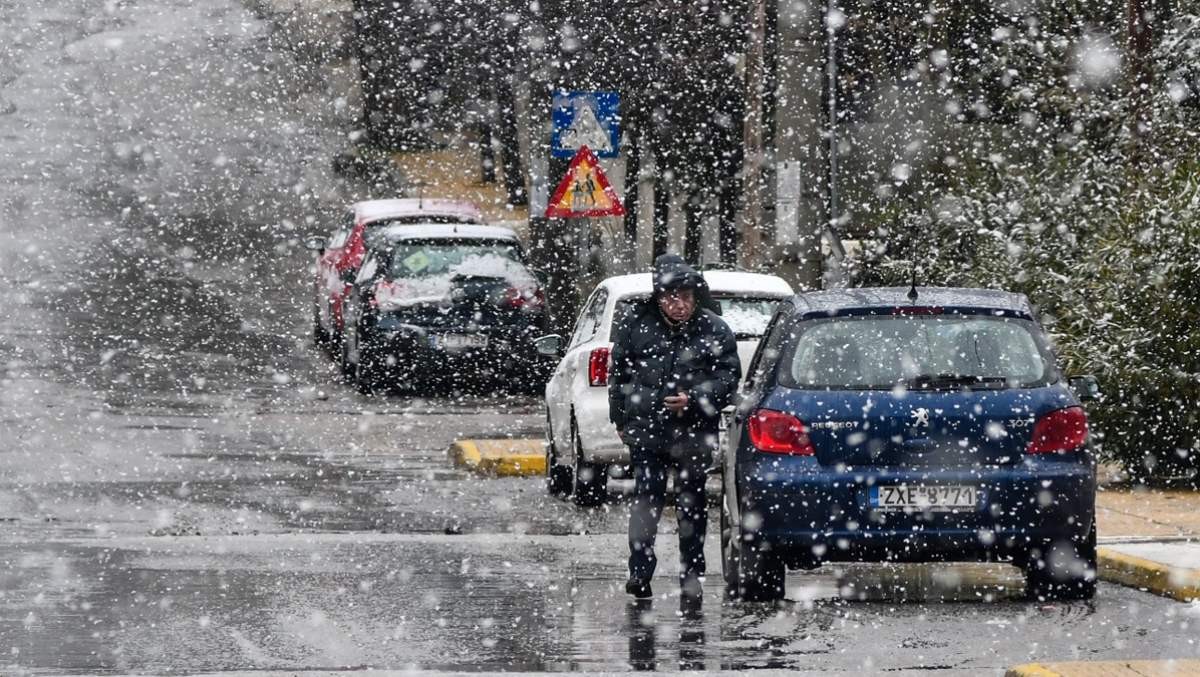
537;270;794;505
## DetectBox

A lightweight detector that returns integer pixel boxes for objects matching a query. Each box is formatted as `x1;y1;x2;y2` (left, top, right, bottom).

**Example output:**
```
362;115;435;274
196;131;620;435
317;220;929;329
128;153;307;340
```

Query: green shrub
849;12;1200;481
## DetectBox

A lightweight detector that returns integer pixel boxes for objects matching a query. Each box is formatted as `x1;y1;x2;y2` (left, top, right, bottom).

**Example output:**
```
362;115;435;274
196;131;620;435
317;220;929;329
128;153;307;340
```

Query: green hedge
848;13;1200;480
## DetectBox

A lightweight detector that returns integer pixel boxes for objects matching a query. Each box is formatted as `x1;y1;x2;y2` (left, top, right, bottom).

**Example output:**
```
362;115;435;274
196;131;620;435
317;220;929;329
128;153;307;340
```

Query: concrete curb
1097;546;1200;603
1006;664;1063;677
1007;659;1200;676
448;439;546;477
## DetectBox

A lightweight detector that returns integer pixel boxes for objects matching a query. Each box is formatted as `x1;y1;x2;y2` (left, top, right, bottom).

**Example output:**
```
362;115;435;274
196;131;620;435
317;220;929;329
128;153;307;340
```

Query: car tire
338;329;355;382
354;333;388;395
723;497;785;602
545;411;573;498
312;302;328;348
571;418;606;508
1024;521;1097;602
720;495;738;592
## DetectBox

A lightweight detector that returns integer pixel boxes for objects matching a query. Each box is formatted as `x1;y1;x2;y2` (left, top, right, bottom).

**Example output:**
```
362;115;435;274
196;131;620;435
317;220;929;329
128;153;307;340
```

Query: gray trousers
627;440;713;584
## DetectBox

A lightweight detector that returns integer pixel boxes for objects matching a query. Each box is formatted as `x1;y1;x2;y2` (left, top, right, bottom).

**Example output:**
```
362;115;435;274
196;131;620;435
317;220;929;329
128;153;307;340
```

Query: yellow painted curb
1005;664;1063;677
1009;660;1200;676
448;438;546;477
1098;547;1200;603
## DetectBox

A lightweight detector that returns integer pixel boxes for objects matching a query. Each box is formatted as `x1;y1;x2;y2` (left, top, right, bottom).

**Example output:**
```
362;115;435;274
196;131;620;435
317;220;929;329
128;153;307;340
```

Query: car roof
369;223;520;243
788;286;1034;317
353;199;484;224
600;271;794;299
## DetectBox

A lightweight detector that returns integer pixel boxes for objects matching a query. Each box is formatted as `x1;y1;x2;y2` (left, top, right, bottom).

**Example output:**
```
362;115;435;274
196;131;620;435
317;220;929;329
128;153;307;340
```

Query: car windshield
717;297;781;338
781;314;1055;390
385;240;524;279
363;220;483;249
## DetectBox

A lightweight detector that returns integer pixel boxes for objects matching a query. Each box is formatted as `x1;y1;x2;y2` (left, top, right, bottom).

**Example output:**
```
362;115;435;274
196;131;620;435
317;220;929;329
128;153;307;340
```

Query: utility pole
824;0;847;263
524;1;578;336
496;76;528;206
772;1;825;291
761;0;779;251
740;0;768;268
477;75;497;184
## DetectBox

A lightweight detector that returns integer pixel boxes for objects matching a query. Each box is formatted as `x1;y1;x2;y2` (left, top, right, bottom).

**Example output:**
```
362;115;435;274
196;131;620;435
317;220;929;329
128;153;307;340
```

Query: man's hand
664;392;689;414
616;427;633;446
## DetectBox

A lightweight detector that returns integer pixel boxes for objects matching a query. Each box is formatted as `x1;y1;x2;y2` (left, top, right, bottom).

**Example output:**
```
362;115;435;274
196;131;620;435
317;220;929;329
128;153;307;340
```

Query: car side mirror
1068;375;1100;402
534;334;564;358
304;236;326;253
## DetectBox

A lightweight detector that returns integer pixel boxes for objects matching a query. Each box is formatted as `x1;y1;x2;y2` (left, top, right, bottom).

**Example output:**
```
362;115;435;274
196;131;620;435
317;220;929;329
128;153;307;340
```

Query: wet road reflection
4;532;1193;674
624;597;709;672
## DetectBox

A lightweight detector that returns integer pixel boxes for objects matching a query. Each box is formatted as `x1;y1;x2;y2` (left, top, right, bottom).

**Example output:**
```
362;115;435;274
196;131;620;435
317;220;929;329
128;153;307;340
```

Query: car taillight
1027;406;1088;454
502;286;545;311
748;409;814;455
588;347;610;387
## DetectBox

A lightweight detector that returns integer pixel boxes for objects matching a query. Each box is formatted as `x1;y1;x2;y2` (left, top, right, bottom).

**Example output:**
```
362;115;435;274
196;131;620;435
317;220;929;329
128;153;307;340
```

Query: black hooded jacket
607;255;741;449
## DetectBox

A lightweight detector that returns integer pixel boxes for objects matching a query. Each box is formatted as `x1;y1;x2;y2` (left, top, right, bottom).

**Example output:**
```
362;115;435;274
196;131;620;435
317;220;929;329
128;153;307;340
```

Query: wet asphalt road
1;0;1199;675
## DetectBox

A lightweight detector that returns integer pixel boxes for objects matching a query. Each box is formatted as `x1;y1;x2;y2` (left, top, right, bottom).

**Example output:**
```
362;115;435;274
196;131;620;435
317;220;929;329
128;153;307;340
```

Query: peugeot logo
910;407;931;428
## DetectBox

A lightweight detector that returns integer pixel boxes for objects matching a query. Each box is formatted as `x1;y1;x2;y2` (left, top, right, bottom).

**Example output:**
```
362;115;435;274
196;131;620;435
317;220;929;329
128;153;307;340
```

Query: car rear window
385;240;524;279
717;297;782;338
612;295;782;339
372;215;480;227
780;314;1056;390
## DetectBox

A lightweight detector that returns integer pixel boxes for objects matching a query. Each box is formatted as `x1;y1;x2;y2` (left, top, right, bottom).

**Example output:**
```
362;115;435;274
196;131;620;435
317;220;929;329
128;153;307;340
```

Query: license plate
433;334;488;351
870;485;977;511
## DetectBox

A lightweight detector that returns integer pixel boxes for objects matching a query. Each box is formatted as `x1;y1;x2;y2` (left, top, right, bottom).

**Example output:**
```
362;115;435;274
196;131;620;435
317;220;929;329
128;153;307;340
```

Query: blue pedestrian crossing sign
551;91;620;159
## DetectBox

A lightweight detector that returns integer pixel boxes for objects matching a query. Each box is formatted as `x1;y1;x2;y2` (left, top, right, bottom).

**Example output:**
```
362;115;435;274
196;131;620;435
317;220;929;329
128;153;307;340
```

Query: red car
305;199;484;351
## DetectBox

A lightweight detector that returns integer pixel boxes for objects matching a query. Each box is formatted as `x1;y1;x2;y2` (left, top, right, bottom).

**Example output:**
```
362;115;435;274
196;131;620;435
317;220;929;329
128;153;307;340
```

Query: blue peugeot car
722;287;1099;602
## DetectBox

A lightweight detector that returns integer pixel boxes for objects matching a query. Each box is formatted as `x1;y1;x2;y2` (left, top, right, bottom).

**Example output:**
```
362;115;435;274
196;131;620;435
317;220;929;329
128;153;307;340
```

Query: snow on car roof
601;270;794;299
353;198;484;224
370;223;520;243
791;287;1034;316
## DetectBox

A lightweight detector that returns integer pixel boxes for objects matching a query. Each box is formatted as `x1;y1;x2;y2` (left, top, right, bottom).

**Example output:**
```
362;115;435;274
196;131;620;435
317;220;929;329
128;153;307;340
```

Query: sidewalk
390;150;530;228
1008;660;1200;677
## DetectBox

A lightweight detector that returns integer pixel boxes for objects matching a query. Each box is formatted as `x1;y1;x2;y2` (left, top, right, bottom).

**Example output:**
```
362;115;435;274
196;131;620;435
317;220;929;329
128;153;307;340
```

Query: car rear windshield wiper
907;373;1010;390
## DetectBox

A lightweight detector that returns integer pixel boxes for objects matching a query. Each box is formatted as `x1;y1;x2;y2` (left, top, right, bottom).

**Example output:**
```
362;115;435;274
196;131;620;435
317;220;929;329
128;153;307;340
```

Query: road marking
448;438;546;477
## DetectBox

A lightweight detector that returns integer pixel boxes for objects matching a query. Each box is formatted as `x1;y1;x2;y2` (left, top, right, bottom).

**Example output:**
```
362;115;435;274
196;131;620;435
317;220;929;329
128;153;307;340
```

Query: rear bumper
370;323;544;368
736;453;1095;566
574;388;627;464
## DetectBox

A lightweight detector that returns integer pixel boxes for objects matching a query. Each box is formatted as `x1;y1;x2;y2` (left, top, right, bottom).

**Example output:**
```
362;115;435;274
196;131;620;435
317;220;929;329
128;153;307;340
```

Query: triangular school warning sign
545;146;625;218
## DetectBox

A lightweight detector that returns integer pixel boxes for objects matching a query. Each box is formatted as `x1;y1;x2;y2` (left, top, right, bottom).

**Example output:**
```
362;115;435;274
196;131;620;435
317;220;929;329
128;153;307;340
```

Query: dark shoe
626;578;653;599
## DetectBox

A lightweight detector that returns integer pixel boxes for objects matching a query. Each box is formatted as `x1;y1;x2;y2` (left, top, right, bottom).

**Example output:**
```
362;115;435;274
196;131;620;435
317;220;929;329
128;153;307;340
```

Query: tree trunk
497;78;528;206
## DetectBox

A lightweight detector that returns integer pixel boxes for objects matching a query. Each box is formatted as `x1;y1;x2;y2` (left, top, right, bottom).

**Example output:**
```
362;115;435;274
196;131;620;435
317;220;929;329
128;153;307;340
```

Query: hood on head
651;254;720;315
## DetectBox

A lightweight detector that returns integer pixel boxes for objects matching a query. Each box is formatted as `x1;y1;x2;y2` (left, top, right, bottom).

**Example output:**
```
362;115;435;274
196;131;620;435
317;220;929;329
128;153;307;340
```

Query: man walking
608;254;741;603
